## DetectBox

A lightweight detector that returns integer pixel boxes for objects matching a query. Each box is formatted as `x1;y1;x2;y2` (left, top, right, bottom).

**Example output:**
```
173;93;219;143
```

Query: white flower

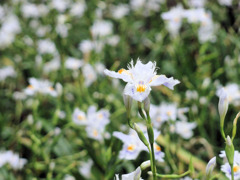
72;106;110;141
218;0;232;6
50;0;69;12
0;150;27;170
0;66;16;81
206;156;216;176
111;4;129;19
70;1;86;17
64;174;76;180
21;3;40;18
43;57;61;74
175;121;197;139
104;59;180;102
217;84;240;106
65;57;83;70
113;125;164;161
188;0;205;8
83;64;97;87
37;39;57;54
218;88;229;120
91;20;113;38
79;159;93;178
79;40;94;54
161;5;185;37
116;166;143;180
24;78;58;97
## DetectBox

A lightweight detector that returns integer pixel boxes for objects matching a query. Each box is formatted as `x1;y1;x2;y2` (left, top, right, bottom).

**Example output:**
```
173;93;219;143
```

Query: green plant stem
231;164;234;180
152;170;190;178
220;117;226;140
146;113;157;180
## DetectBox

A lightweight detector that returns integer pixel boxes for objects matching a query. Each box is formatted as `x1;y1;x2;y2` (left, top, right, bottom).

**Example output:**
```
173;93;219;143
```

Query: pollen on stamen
136;81;146;93
155;144;161;151
118;68;125;74
93;130;98;137
234;165;240;173
77;115;85;121
127;144;135;151
28;85;34;89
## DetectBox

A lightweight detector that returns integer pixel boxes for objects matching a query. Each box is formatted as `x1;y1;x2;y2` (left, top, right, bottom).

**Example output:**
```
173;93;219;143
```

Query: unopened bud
134;123;149;147
143;97;150;114
218;88;228;121
123;95;132;116
140;160;151;171
232;112;240;141
225;135;234;166
206;156;216;178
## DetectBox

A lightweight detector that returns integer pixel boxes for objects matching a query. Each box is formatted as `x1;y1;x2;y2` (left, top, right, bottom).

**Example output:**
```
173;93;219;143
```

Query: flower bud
206;156;216;178
143;97;150;114
123;94;132;116
225;135;234;166
232;112;240;141
140;160;151;171
218;88;228;121
133;123;149;147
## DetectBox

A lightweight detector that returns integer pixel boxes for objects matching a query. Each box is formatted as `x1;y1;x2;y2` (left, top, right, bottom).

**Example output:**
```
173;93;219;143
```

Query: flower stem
146;112;157;180
231;164;234;180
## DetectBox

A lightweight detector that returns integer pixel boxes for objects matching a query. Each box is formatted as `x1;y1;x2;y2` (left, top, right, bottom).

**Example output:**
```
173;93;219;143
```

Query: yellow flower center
234;165;240;173
28;85;34;89
93;130;98;137
167;111;172;116
127;144;135;152
155;144;161;151
77;115;85;121
136;81;146;93
118;68;126;74
98;113;103;119
49;87;54;91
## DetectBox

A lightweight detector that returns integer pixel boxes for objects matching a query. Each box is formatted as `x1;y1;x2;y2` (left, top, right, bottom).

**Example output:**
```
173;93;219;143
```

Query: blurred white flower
24;78;58;97
0;151;27;170
95;62;106;75
115;166;142;180
113;125;164;161
43;57;61;74
13;91;27;100
83;64;97;87
91;20;113;38
188;0;205;8
21;3;40;18
218;0;232;6
70;1;86;17
36;25;51;37
72;106;110;141
175;121;197;139
161;5;185;37
104;59;179;102
65;57;83;70
79;159;93;178
37;39;57;54
217;84;240;106
0;66;16;81
106;35;120;46
185;90;199;100
111;4;129;19
79;40;94;54
51;0;69;12
64;174;76;180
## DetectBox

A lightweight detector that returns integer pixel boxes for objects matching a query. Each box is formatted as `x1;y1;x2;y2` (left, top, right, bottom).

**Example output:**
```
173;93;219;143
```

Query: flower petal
150;75;180;90
124;83;150;102
104;69;132;83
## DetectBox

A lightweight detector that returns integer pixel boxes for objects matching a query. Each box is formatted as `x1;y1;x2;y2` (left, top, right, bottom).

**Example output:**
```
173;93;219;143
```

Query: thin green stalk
146;112;157;180
231;165;234;180
152;170;190;178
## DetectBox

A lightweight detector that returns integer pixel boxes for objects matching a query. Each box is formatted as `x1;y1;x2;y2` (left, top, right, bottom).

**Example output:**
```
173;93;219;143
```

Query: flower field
0;0;240;179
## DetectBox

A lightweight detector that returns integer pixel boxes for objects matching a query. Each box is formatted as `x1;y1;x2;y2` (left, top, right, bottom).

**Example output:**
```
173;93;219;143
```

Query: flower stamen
127;144;135;152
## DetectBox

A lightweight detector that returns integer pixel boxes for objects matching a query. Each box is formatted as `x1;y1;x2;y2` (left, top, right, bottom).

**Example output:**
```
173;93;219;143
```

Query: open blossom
104;59;180;102
24;78;58;97
79;159;93;178
113;125;164;162
175;121;197;139
220;150;240;179
0;150;27;170
65;57;83;70
0;66;16;81
72;106;110;141
217;84;240;106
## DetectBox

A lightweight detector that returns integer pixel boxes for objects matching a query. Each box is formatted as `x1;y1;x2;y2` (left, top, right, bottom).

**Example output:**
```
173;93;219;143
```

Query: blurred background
0;0;240;179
